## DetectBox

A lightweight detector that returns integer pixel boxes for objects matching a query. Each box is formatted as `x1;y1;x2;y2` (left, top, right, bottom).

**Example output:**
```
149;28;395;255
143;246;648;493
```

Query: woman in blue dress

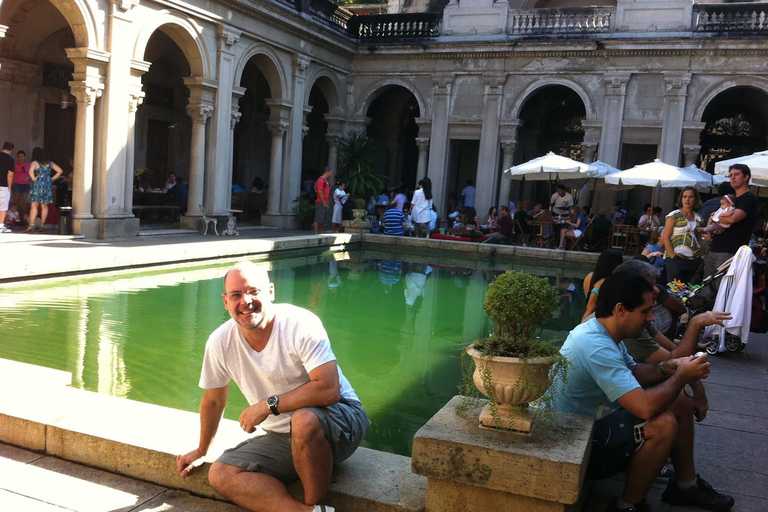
26;147;63;232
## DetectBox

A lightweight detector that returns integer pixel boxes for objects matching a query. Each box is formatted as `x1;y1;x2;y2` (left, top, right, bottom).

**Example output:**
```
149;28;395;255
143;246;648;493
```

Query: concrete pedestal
412;396;593;512
342;219;372;234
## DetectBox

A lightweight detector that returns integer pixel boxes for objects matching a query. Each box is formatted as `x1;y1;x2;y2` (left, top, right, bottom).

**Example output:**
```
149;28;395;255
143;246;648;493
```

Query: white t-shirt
411;188;432;224
550;192;573;215
199;303;359;433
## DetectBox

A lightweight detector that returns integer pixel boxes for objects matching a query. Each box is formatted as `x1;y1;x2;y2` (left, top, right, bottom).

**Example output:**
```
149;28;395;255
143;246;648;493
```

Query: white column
475;74;504;215
185;104;214;218
415;137;429;183
498;140;516;209
683;145;701;167
124;76;146;215
427;74;453;212
326;132;341;185
211;27;241;214
659;73;691;166
282;55;311;221
266;120;288;216
598;72;631;166
69;82;102;222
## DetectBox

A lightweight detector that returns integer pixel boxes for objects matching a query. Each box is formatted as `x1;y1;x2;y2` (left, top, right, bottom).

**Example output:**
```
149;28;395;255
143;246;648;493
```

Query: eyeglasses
224;289;263;301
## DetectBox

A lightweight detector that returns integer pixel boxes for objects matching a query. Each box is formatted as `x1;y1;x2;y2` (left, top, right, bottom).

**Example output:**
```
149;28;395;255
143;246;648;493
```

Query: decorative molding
603;72;631;96
501;140;517;155
230;111;242;130
325;132;342;146
217;26;241;48
415;137;430;151
69;82;103;106
112;0;139;13
128;91;144;113
664;72;692;96
267;120;290;137
294;55;311;76
432;74;453;95
186;104;214;124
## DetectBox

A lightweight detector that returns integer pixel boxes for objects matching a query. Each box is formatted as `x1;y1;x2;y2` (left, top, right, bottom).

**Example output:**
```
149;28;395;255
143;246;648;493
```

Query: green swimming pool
0;250;589;456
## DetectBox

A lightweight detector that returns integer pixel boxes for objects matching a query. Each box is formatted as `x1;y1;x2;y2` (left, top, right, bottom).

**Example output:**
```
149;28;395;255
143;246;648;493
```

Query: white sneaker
312;506;335;512
1;226;11;233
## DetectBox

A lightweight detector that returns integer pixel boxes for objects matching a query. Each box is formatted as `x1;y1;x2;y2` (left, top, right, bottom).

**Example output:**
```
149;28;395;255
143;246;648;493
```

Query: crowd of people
0;141;69;233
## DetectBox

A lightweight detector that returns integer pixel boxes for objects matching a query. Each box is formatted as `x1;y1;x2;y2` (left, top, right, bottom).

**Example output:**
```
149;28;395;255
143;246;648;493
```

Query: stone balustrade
349;13;441;39
509;7;614;35
694;2;768;32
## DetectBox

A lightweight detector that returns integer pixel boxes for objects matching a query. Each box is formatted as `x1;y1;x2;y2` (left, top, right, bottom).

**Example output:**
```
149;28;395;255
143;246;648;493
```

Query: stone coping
0;358;425;512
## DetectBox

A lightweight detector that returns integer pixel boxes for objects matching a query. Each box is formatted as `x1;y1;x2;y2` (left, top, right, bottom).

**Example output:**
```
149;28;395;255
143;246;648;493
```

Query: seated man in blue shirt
550;272;734;512
381;201;406;236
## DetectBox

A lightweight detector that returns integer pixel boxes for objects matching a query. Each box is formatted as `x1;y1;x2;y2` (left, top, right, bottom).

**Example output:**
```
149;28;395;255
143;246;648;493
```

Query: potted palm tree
465;270;564;432
338;131;386;201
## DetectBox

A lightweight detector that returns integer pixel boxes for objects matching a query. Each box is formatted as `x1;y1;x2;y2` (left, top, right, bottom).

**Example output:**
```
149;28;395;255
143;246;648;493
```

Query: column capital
69;82;103;106
217;26;241;48
230;111;242;130
432;74;454;95
682;144;702;167
483;73;505;95
128;90;144;113
415;137;430;151
325;132;343;146
500;140;517;155
663;72;692;96
267;120;289;138
187;103;214;124
582;141;598;163
603;72;631;96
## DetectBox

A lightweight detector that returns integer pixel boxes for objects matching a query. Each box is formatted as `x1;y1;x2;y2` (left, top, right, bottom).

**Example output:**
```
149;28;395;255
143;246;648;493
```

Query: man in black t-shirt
703;163;759;280
0;141;15;233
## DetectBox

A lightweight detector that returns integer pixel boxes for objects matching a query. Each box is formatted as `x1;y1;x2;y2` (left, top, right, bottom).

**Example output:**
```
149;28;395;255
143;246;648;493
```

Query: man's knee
291;409;326;446
208;461;242;492
644;409;677;441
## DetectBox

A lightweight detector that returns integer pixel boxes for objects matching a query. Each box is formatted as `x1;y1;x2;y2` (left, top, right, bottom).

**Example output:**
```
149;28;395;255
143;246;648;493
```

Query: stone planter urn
352;208;367;221
466;346;556;432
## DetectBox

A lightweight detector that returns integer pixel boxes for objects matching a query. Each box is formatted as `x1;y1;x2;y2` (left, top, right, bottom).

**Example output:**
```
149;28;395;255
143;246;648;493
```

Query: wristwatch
267;395;280;416
658;360;670;378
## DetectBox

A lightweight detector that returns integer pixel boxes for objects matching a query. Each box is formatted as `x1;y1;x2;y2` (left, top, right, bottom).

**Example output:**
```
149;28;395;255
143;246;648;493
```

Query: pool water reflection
0;251;589;456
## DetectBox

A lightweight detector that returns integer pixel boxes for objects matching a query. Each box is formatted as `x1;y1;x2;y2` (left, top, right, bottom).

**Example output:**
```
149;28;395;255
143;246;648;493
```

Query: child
6;202;20;226
699;194;736;233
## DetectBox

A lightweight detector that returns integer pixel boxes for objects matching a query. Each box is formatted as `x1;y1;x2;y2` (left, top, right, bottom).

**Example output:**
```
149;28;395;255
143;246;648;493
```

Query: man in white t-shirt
461;179;476;208
177;262;369;512
550;184;574;216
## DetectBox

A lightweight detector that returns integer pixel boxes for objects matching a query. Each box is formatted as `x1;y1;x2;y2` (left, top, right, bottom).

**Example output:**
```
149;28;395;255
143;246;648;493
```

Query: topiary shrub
355;198;367;210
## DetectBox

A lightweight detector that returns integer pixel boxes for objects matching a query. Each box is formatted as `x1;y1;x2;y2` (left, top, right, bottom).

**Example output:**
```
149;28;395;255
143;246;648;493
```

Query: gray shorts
314;203;327;224
216;399;369;483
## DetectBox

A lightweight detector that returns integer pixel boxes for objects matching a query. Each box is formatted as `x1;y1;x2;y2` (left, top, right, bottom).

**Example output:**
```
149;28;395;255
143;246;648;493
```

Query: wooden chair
231;192;246;220
567;221;593;251
514;219;535;246
612;224;639;255
531;211;554;248
589;217;613;252
243;193;267;222
199;204;219;236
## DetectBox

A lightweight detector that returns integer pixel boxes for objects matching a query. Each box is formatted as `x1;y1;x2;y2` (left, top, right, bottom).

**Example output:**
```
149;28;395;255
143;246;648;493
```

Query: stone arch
356;77;427;119
0;0;99;52
133;12;210;78
233;43;287;100
691;76;768;123
508;77;597;121
305;68;343;114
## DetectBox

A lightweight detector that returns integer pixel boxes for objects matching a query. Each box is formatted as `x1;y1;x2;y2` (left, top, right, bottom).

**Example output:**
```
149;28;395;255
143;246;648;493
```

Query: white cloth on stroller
703;246;755;352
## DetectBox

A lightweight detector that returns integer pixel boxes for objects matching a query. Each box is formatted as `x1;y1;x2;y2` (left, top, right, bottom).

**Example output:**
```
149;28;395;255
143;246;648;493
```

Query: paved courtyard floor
1;229;766;511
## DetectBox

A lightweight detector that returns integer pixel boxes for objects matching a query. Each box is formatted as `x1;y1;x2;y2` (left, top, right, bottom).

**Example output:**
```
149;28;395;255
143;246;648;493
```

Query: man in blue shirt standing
551;272;734;512
461;179;475;208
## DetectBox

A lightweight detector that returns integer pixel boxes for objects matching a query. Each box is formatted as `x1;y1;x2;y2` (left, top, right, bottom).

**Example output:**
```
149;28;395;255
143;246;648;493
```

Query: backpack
308;178;326;202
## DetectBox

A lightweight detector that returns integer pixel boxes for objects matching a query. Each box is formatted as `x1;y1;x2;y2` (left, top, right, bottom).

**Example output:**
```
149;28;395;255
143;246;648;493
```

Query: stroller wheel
725;334;742;352
736;342;747;352
705;340;720;355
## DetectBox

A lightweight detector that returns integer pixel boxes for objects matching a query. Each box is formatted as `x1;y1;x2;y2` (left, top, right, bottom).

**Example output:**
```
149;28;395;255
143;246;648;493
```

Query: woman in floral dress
26;147;63;232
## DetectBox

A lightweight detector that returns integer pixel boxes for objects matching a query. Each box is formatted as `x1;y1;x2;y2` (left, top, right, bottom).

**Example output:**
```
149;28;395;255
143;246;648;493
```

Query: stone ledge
0;358;425;512
412;396;593;506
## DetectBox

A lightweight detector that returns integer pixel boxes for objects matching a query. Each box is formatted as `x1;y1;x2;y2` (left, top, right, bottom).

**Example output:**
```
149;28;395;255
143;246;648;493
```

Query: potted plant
338;131;386;200
352;198;367;221
465;270;564;432
293;195;314;230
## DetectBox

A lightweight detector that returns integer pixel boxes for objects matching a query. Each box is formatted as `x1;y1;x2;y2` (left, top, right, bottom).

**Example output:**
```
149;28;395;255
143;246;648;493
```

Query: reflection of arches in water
698;86;768;172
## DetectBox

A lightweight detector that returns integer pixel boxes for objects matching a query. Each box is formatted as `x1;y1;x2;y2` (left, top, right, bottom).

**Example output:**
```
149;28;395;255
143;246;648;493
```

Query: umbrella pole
651;186;656;211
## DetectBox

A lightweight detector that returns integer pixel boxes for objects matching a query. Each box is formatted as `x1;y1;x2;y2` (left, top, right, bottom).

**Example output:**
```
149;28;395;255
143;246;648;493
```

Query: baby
699;194;736;233
5;203;20;225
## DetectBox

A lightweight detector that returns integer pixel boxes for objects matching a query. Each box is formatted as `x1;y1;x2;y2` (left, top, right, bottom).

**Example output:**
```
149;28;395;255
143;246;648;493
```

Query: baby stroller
684;247;765;354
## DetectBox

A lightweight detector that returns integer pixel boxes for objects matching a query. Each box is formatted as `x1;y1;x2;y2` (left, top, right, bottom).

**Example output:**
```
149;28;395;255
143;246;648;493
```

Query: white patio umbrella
605;159;711;207
503;151;592;181
714;150;768;185
561;161;632;191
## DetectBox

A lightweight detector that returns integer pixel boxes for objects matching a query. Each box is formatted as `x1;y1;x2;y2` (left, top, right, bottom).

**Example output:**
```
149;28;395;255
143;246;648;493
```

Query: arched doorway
0;0;79;212
303;85;329;180
516;85;586;203
698;86;768;172
365;86;420;193
233;60;272;192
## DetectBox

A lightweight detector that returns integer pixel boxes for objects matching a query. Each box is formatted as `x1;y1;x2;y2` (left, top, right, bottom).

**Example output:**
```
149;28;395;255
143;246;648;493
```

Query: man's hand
239;402;269;433
690;311;732;330
677;354;711;382
711;226;725;235
177;448;204;478
692;389;709;422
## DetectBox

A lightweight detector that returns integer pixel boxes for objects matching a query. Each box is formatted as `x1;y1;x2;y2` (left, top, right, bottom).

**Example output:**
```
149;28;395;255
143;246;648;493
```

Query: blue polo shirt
550;318;640;419
382;208;406;235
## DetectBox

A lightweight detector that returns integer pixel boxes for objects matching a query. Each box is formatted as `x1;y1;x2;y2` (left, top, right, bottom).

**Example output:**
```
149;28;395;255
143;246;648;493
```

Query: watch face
267;396;278;407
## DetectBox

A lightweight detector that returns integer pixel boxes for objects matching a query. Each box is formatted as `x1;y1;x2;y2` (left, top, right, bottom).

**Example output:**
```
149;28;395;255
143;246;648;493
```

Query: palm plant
338;131;385;199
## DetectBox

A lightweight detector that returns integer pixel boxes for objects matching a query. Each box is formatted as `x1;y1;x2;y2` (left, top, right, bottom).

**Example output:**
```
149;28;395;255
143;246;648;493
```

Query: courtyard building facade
1;0;766;238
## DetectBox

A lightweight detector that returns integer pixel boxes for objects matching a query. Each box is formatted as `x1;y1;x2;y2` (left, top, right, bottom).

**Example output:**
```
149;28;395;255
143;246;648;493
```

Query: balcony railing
509;7;614;35
348;13;441;39
308;0;354;32
694;2;768;32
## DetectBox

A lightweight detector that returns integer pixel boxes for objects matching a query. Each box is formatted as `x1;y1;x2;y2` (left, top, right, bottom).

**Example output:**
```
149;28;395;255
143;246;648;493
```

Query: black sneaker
662;475;734;511
605;497;651;512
